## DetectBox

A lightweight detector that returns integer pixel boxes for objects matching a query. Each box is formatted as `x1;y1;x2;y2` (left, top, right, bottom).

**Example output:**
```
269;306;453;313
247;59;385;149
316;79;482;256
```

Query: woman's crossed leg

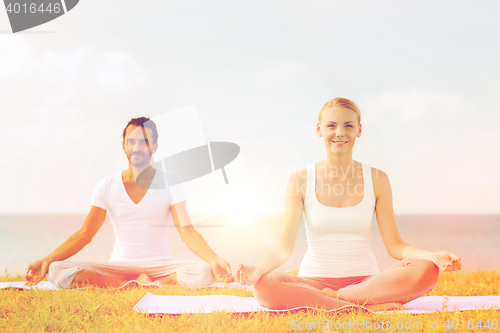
253;259;439;310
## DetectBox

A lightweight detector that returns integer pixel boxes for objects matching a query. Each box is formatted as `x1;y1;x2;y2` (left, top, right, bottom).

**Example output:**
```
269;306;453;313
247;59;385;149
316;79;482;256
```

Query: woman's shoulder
368;166;391;199
289;167;308;182
368;166;389;182
286;167;310;198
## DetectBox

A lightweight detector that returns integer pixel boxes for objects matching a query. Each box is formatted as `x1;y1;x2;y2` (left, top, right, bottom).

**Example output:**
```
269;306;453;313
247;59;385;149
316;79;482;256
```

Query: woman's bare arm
235;170;305;285
373;168;461;271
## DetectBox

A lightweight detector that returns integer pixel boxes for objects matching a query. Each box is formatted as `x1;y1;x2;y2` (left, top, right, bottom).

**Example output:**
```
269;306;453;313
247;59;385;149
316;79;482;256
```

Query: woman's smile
317;105;361;154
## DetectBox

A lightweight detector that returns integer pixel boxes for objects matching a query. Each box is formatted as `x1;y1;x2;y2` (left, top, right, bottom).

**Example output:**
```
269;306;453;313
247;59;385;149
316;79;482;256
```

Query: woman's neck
320;154;356;179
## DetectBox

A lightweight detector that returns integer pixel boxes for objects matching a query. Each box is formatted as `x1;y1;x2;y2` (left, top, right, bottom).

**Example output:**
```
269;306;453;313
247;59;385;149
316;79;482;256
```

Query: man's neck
122;164;156;186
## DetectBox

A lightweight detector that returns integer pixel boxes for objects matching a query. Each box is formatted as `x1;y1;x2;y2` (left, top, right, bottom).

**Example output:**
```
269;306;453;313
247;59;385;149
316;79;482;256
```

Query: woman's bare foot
319;286;404;311
364;302;404;311
320;288;338;298
319;288;403;311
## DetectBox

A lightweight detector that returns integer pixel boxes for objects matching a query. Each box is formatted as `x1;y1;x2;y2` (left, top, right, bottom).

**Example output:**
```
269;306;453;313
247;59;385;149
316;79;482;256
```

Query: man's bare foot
133;273;160;287
320;288;338;298
146;280;162;287
364;302;404;311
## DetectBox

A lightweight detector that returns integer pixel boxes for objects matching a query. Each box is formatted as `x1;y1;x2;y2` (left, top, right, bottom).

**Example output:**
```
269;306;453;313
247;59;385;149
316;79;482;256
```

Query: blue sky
0;0;499;217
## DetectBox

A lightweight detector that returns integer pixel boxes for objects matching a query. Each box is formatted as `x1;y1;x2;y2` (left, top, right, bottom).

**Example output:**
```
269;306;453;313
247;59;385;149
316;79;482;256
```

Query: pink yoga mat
0;281;252;290
133;293;500;315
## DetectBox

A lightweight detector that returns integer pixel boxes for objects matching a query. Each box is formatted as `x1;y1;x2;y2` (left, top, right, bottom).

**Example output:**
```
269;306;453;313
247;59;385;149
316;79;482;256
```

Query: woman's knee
253;272;278;309
407;259;439;290
253;271;285;306
422;259;439;286
416;259;439;277
253;271;277;294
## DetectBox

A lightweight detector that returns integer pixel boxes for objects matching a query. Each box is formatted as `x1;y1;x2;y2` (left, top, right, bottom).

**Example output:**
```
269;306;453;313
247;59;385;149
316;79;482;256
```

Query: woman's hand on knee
430;251;461;272
320;287;338;298
234;263;263;286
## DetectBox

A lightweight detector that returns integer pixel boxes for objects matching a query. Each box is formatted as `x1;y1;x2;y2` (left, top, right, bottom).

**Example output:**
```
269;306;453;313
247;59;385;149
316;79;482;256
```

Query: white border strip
60;0;68;14
207;142;215;172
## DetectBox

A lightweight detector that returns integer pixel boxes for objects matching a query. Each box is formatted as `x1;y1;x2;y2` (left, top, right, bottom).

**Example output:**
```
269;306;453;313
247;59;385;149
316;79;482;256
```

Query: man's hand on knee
25;259;50;286
210;257;234;283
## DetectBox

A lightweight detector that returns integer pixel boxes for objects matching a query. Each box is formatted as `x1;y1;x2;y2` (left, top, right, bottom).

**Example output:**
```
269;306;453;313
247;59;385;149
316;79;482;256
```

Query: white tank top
298;162;379;278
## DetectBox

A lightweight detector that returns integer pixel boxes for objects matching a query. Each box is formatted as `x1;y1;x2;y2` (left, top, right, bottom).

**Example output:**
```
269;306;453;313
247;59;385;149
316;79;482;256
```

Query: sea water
0;214;499;276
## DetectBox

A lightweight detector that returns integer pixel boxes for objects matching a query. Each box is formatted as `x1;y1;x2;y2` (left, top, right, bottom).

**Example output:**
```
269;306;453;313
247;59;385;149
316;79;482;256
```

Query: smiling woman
317;97;362;154
234;97;462;311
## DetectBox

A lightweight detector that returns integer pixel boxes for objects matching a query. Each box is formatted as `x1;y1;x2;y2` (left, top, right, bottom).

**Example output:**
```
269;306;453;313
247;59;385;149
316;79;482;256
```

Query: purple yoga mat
133;293;500;314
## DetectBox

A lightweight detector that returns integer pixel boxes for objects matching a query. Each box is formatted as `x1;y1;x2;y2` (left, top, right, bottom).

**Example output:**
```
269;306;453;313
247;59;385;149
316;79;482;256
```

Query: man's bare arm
25;205;106;285
171;202;233;281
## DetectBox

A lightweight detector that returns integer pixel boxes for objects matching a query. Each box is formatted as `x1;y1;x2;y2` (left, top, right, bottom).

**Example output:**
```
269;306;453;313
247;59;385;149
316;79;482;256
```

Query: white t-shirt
90;170;186;261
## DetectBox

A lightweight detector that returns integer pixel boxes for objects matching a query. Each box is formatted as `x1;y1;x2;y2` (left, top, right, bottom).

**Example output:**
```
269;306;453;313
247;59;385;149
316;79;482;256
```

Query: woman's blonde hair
318;97;361;125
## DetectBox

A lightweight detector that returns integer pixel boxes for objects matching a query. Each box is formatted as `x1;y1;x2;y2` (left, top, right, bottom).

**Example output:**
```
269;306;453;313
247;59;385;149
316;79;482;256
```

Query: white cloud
0;43;150;151
361;89;467;125
90;51;146;92
354;89;500;213
0;41;148;95
0;36;34;77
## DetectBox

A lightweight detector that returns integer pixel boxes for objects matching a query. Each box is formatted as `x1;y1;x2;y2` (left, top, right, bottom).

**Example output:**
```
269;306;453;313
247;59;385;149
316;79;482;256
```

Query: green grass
1;270;499;332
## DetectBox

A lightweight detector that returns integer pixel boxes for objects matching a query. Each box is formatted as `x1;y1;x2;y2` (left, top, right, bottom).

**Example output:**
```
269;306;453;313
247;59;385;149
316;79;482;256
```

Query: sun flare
224;189;261;226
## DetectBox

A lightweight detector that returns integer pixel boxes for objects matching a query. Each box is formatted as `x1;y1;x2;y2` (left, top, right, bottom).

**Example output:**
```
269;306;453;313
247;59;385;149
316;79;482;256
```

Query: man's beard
128;152;151;167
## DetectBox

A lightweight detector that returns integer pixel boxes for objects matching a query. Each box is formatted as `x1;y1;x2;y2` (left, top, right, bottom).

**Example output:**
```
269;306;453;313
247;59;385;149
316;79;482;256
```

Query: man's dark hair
122;117;158;145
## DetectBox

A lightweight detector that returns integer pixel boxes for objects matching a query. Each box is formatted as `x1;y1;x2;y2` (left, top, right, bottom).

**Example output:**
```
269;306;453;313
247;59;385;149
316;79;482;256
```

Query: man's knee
46;261;62;280
177;261;215;288
47;261;83;288
199;262;216;285
47;261;65;288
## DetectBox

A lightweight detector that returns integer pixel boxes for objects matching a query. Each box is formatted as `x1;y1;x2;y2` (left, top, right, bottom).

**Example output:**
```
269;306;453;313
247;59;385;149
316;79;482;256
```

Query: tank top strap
304;164;315;205
361;162;374;202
